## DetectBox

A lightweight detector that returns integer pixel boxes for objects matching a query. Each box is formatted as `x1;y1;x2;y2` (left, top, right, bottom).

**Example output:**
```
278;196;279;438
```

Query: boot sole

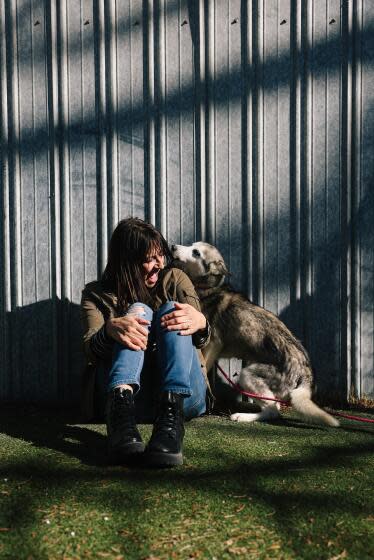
108;442;145;464
145;451;183;467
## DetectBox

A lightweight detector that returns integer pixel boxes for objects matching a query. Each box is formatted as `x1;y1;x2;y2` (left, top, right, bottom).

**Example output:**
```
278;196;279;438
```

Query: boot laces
155;403;180;438
111;394;137;433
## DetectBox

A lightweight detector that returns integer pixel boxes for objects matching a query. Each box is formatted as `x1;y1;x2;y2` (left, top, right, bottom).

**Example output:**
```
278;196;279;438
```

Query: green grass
0;406;373;560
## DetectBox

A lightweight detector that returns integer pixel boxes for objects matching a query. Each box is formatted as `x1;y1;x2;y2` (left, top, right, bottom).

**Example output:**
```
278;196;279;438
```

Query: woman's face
142;248;165;288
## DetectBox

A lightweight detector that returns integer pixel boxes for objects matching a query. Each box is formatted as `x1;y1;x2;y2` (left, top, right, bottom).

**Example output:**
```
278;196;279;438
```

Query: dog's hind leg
290;385;339;427
230;366;281;423
230;398;280;423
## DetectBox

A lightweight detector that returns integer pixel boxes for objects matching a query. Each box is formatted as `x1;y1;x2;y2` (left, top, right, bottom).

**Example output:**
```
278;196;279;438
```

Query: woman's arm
81;285;150;358
80;287;114;362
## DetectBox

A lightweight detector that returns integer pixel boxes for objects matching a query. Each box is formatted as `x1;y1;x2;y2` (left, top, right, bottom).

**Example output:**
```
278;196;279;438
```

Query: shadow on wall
4;299;83;405
1;2;373;405
279;182;374;404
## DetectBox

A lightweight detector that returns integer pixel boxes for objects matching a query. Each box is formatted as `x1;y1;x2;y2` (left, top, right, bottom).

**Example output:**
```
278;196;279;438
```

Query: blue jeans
107;301;207;420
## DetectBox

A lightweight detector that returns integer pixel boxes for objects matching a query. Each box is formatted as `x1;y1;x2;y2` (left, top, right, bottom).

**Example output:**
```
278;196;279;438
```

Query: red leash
215;362;374;424
215;362;290;406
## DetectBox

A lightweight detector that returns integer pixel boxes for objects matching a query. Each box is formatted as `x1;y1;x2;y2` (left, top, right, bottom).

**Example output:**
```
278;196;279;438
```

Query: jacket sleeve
174;270;211;349
80;286;114;363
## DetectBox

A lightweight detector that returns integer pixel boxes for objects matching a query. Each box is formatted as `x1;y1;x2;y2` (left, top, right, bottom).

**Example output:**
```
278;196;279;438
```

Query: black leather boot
145;391;185;467
106;387;144;463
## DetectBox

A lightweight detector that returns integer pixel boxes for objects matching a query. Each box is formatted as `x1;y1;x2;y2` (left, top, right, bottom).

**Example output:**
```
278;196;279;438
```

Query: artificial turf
0;405;373;560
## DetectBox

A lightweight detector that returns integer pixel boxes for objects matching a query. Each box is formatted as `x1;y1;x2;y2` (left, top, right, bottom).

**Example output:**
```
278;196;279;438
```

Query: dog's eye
192;249;201;258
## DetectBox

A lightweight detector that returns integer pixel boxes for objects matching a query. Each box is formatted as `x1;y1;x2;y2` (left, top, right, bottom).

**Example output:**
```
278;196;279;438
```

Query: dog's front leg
202;339;224;373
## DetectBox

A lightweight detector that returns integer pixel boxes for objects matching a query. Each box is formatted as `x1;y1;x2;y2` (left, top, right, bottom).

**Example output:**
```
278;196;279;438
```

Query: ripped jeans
106;301;207;421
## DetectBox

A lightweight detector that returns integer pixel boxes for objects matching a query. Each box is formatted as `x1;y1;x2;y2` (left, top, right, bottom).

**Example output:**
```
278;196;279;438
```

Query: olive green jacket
80;267;212;420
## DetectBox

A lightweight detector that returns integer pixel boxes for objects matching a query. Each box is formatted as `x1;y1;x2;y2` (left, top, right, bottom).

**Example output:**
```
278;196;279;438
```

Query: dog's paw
230;412;260;423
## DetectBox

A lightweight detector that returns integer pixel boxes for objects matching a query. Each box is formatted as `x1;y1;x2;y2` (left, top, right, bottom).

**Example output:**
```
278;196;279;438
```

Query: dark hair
102;217;172;311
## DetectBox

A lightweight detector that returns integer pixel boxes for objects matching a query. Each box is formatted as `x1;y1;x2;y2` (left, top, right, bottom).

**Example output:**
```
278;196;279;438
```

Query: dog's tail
290;386;339;427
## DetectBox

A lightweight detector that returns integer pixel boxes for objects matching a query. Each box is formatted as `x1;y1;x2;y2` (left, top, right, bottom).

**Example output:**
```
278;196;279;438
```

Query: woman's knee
127;302;153;321
157;301;177;316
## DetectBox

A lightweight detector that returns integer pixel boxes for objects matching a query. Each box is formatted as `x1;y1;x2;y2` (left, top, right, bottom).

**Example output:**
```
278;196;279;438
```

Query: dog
171;241;339;427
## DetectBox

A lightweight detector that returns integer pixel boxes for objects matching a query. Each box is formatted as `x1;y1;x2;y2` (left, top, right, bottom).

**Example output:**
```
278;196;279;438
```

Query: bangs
134;236;162;262
146;238;164;257
131;229;169;264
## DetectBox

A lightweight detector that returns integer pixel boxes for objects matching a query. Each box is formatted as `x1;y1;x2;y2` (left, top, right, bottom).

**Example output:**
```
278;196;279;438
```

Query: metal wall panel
355;0;374;398
0;0;373;403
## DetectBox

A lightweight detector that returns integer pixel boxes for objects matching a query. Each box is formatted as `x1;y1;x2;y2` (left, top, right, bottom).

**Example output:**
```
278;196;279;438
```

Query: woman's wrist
192;319;211;348
199;315;207;331
194;314;209;336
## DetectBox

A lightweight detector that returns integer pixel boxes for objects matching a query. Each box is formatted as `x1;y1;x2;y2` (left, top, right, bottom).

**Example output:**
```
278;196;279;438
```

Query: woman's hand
106;312;150;351
160;302;207;336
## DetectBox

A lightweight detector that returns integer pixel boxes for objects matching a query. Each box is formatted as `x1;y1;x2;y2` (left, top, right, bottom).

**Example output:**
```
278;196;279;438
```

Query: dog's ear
208;260;230;276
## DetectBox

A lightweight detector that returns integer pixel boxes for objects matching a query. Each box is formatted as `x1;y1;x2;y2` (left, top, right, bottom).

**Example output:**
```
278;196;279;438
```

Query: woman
80;217;211;467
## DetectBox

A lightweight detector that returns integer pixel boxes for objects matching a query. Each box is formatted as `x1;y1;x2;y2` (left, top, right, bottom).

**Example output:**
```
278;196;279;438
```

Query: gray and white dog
171;242;339;427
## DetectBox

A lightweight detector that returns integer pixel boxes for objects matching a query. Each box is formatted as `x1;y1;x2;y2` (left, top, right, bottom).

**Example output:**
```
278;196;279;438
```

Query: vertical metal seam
257;0;264;307
31;0;38;301
48;1;61;301
0;0;10;398
197;0;206;241
47;0;61;400
80;1;87;283
108;0;119;230
9;0;22;309
228;0;231;269
159;0;167;235
345;0;353;399
341;0;353;400
247;0;254;300
58;0;71;399
7;0;22;398
178;2;182;241
353;0;362;397
303;0;313;351
130;0;134;216
294;0;302;304
146;0;156;224
290;0;302;322
338;2;343;382
206;0;215;243
0;0;10;313
276;0;280;313
59;0;71;299
324;2;328;245
191;0;197;242
241;0;253;299
97;0;108;272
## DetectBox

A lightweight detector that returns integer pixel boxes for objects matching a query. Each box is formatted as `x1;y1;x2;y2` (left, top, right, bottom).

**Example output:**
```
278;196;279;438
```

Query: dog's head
171;242;230;289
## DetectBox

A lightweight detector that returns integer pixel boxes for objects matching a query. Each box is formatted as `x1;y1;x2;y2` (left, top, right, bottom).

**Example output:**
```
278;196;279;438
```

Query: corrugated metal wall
1;0;373;404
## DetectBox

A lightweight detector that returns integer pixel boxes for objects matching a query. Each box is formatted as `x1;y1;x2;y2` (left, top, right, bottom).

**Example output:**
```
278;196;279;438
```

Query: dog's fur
171;242;338;427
